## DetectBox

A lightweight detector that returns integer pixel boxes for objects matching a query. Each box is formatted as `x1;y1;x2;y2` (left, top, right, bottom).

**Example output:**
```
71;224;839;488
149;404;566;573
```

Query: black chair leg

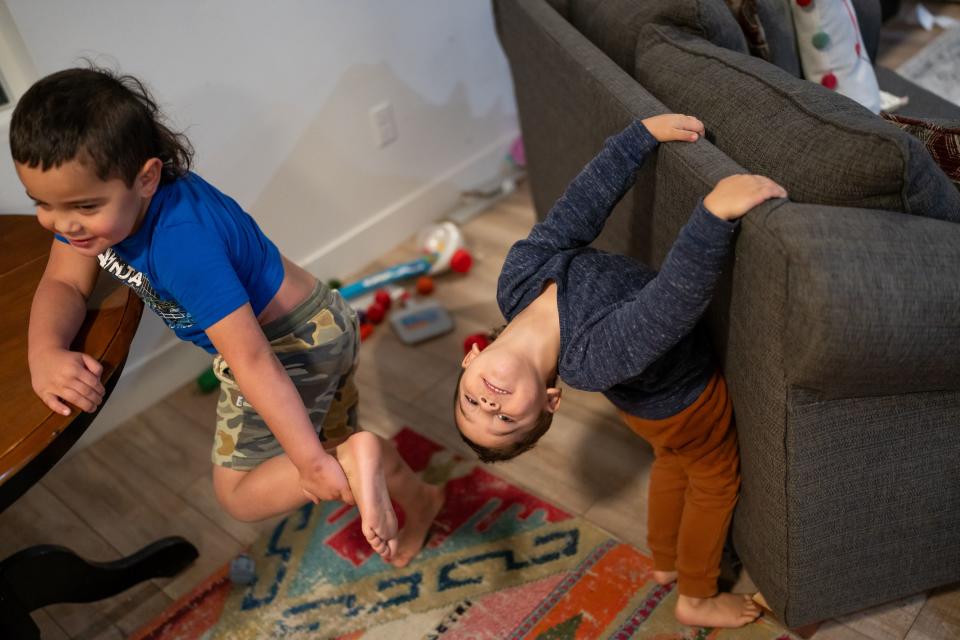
0;536;198;636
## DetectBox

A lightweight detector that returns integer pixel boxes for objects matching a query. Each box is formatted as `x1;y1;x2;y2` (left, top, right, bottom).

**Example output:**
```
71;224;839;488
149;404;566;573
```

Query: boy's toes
366;532;386;554
376;532;398;561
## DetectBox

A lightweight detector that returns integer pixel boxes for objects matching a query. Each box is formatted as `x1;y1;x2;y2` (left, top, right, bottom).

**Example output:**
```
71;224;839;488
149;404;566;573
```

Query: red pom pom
820;72;837;90
463;333;490;354
374;289;392;311
416;276;435;295
360;323;375;341
450;249;473;273
796;0;812;6
366;301;387;324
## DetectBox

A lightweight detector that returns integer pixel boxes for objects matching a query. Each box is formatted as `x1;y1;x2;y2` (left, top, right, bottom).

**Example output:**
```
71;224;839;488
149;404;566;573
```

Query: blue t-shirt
60;172;284;353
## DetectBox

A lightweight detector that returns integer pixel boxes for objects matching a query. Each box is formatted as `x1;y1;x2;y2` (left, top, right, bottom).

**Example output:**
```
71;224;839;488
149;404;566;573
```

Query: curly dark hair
10;65;193;186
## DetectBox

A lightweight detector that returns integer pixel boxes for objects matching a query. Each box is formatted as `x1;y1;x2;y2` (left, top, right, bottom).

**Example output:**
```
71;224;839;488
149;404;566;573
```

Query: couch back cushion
565;0;748;76
754;0;801;76
635;25;960;222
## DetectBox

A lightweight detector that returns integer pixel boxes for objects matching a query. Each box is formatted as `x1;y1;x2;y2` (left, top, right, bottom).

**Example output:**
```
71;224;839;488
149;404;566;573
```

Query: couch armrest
758;202;960;398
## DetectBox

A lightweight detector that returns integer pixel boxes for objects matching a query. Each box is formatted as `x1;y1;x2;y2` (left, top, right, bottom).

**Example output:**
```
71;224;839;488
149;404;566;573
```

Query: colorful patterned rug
134;428;795;639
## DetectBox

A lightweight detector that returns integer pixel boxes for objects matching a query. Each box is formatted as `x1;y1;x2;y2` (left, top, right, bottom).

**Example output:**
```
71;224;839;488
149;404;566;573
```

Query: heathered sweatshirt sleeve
560;201;740;391
497;120;658;317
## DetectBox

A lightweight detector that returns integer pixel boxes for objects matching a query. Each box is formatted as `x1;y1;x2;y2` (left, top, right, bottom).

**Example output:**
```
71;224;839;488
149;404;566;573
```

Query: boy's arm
28;240;106;415
205;305;353;504
568;175;787;391
497;115;702;317
566;201;738;391
523;120;659;253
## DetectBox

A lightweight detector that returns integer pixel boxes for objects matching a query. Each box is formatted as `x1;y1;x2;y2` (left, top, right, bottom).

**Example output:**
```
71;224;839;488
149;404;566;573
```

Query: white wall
1;0;518;446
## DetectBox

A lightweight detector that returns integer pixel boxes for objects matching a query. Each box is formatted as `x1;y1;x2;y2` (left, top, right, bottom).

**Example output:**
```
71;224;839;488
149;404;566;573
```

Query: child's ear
544;386;562;414
137;158;163;197
461;343;482;368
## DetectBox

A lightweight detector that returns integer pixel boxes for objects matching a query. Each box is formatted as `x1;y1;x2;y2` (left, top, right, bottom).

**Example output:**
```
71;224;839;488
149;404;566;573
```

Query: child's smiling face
16;156;159;257
455;342;557;449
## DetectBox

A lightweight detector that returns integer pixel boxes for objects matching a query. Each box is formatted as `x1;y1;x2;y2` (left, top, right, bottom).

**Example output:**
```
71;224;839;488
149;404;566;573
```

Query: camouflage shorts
211;282;360;471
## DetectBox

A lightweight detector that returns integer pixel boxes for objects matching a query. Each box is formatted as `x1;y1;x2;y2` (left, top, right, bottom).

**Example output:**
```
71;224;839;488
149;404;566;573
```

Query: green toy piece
197;367;219;394
327;278;342;290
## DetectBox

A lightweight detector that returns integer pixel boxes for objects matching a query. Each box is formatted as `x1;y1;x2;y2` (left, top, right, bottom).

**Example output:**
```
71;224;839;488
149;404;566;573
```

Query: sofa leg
792;622;823;638
752;593;822;638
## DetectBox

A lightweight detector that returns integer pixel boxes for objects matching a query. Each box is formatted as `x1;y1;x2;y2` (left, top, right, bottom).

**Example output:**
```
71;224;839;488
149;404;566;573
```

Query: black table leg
0;536;198;636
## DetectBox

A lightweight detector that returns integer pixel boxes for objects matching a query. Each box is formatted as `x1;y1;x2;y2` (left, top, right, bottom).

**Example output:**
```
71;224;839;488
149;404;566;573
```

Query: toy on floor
462;332;491;354
374;289;392;310
229;553;256;585
338;222;472;300
196;367;219;394
339;258;433;299
509;135;526;168
416;222;472;275
365;300;387;324
359;323;375;342
415;275;435;295
390;300;455;344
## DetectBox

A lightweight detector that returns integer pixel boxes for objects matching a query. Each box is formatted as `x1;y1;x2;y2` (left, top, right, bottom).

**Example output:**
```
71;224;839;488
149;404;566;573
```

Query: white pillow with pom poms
790;0;882;113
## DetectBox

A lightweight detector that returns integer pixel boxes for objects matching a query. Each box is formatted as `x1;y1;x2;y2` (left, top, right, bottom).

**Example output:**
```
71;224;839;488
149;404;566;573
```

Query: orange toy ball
416;276;435;295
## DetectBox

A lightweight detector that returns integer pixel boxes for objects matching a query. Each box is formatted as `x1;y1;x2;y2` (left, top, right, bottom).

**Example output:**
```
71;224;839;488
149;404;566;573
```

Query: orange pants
619;373;739;598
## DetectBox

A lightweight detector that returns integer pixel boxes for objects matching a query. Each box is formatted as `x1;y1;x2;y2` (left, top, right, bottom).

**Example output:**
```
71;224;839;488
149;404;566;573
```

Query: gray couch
493;0;960;627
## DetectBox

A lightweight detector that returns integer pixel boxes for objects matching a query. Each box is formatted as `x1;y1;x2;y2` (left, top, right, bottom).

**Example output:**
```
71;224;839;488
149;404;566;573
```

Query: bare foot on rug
389;482;445;568
675;593;761;628
653;570;677;585
337;432;399;562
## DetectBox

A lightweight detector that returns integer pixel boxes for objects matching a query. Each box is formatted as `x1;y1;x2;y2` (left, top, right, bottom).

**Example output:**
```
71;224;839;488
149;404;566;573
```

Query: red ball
796;0;812;6
366;301;387;324
820;72;838;90
374;289;392;310
359;323;375;341
416;276;435;295
463;333;490;354
450;249;473;273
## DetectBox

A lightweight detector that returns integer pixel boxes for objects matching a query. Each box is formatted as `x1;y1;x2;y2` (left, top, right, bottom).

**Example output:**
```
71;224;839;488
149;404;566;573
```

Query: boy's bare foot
652;570;677;585
338;432;399;562
390;482;445;568
675;593;762;629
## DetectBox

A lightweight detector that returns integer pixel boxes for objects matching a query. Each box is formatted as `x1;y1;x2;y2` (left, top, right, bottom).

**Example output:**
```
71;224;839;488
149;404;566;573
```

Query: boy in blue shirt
12;67;443;567
454;116;786;628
